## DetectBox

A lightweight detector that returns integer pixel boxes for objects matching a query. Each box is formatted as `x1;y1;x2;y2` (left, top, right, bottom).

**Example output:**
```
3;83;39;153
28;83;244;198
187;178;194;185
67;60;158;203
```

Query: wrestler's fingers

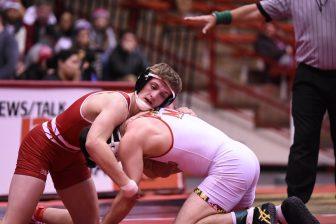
176;107;197;116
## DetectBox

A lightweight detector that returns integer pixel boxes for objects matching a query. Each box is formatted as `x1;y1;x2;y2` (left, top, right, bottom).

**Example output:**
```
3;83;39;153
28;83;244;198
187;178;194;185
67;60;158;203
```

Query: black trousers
286;63;336;203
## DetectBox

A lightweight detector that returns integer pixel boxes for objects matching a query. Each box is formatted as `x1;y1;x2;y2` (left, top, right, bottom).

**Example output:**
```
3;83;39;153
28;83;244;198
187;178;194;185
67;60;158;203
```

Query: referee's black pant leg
328;107;336;188
326;77;336;189
286;69;326;203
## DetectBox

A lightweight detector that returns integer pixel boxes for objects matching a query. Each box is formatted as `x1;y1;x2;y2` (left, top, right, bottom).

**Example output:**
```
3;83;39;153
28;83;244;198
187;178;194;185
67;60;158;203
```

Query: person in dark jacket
0;10;19;79
103;30;148;82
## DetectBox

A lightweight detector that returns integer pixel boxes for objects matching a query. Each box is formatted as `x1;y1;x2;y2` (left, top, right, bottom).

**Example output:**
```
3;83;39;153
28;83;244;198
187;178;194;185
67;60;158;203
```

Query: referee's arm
185;3;269;34
231;3;270;24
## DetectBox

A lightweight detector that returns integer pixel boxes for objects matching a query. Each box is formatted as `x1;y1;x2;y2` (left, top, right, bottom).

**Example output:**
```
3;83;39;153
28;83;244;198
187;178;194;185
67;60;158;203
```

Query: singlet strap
117;91;131;111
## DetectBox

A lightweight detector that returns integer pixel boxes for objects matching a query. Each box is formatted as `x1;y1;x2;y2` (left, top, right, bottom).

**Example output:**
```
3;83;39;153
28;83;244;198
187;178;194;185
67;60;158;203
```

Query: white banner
0;87;114;196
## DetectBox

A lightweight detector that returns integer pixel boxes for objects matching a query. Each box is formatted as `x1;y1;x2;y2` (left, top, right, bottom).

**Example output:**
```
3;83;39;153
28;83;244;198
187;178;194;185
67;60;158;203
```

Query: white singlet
145;108;260;212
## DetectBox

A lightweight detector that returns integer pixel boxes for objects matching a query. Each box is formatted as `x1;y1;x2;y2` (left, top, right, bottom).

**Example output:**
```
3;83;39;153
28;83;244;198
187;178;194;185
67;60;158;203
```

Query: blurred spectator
21;43;52;79
252;23;293;84
55;10;73;38
79;48;98;81
90;8;116;78
73;19;91;50
43;49;80;81
103;30;148;82
23;0;56;25
73;19;98;81
2;0;26;55
21;0;34;8
173;0;193;16
24;0;57;52
0;10;19;79
53;11;74;54
90;8;116;53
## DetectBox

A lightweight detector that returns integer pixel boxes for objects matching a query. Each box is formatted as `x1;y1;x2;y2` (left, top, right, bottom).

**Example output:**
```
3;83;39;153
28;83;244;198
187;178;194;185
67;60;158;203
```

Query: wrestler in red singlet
15;91;130;190
3;63;183;224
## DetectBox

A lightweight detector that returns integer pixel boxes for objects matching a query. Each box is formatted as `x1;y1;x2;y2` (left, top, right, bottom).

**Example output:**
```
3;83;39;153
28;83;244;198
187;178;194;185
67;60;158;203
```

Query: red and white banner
0;87;99;195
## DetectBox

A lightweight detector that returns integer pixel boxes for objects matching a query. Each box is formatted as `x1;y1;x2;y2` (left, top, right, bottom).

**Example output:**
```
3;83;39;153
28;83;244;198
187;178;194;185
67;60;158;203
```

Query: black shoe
281;196;320;224
253;202;277;224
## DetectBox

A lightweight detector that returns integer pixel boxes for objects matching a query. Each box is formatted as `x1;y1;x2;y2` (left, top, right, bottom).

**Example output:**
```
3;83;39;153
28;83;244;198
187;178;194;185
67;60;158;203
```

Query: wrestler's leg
195;214;233;224
2;174;45;224
174;192;276;224
38;180;98;224
35;207;73;224
25;181;97;224
57;178;99;224
174;192;222;224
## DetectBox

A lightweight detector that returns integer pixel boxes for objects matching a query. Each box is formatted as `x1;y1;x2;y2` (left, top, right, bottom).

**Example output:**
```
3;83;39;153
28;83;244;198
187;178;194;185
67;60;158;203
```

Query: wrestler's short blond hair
149;63;182;95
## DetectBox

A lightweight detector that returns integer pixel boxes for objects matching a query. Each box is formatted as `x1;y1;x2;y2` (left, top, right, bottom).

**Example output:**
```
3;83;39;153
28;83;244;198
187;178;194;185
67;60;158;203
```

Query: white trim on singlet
51;118;80;151
42;121;78;151
79;91;102;124
79;91;131;123
42;121;64;148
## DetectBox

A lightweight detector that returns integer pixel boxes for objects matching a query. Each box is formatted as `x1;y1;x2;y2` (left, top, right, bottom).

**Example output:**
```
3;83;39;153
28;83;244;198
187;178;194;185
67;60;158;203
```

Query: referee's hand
184;15;216;34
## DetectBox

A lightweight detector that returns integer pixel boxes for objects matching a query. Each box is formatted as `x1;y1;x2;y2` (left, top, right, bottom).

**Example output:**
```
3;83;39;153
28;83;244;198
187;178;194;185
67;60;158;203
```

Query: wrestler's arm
143;159;181;178
102;128;145;224
86;95;131;188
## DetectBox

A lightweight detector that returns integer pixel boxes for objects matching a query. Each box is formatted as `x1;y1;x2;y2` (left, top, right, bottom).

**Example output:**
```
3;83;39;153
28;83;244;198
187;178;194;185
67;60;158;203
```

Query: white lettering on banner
0;101;66;117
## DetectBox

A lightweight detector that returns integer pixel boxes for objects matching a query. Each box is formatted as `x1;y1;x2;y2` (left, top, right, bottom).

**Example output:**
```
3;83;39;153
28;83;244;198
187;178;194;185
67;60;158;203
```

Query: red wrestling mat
121;217;174;224
0;185;335;223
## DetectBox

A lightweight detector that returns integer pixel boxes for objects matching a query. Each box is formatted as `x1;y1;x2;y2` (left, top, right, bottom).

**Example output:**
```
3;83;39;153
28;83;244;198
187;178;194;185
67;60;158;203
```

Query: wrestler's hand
143;159;181;178
176;107;197;116
184;14;216;34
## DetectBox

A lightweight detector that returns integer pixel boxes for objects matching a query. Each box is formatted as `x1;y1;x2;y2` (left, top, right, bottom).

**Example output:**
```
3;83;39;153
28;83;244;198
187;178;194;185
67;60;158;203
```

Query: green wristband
213;10;232;25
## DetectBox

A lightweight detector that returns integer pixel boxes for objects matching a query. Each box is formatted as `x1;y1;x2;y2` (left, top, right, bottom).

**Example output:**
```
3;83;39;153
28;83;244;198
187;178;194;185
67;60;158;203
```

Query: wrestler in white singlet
146;108;260;212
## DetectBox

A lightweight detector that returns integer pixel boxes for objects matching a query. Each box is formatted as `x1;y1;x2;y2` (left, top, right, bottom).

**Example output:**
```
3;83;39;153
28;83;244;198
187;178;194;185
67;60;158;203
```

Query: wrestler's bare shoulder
81;91;130;121
124;116;172;157
85;91;127;109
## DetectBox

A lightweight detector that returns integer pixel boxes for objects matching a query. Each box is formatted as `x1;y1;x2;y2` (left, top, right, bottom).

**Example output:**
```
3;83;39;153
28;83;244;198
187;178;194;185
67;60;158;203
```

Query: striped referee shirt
258;0;336;70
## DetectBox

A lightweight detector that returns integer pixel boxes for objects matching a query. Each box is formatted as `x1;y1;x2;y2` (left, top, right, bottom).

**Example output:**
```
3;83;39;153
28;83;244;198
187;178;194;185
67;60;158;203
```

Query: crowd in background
0;0;294;88
0;0;148;82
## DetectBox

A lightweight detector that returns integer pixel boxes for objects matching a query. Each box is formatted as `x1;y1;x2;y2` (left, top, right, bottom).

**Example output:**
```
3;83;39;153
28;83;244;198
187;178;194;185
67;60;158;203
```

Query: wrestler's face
138;78;172;108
